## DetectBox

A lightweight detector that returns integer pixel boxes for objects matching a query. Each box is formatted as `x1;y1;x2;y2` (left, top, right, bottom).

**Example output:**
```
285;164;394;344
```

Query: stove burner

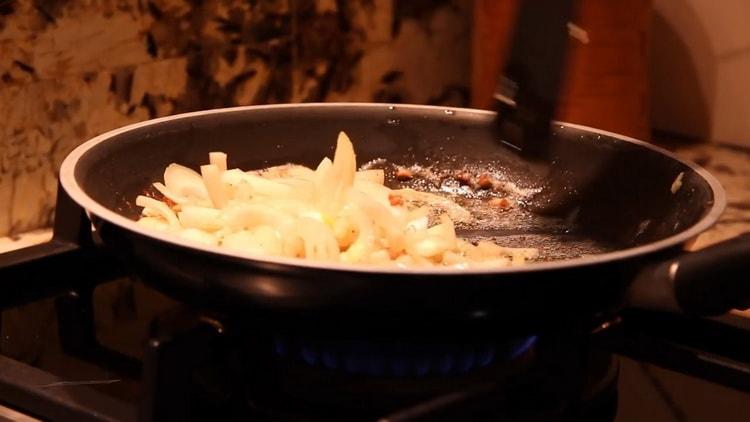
508;335;538;359
272;335;538;377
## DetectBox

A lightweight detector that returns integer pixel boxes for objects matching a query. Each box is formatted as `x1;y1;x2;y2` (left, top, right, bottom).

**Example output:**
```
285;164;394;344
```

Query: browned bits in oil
388;193;404;206
395;167;414;181
477;174;493;190
455;172;472;186
489;197;512;209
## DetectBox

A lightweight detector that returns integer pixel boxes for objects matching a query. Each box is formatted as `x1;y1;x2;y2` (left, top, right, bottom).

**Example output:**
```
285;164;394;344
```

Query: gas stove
0;288;619;422
1;188;750;422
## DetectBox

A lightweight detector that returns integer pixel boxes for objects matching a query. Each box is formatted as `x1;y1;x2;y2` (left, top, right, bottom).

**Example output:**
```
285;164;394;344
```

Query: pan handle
627;233;750;316
611;233;750;391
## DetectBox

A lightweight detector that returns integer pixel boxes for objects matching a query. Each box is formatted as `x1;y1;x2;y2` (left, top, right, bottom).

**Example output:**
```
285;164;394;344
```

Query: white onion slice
153;182;190;205
178;228;218;245
223;226;283;256
209;152;228;171
136;195;179;227
163;164;209;202
178;205;223;231
395;189;472;223
355;169;385;185
201;164;228;208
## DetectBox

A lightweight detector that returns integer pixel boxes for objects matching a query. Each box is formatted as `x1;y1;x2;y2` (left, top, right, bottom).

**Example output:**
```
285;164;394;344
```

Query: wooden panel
472;0;652;140
471;0;518;114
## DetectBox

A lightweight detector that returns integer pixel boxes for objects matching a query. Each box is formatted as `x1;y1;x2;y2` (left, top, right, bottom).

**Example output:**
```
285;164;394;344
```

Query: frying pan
47;103;749;331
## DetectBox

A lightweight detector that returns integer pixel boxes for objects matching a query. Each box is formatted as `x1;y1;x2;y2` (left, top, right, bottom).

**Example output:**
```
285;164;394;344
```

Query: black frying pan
50;104;749;331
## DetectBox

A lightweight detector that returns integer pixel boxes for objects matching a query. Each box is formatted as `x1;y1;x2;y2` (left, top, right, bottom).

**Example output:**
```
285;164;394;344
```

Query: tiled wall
0;0;470;237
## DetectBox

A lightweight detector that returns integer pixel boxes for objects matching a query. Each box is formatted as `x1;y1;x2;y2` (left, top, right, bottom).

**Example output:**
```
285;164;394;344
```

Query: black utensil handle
494;0;577;156
628;233;750;316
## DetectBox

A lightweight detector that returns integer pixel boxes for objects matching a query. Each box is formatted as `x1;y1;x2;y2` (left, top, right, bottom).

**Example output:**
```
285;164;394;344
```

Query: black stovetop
2;274;750;421
0;277;623;422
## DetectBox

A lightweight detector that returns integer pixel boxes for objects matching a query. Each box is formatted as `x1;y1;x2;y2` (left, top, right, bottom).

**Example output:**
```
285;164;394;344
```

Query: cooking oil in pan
362;159;616;262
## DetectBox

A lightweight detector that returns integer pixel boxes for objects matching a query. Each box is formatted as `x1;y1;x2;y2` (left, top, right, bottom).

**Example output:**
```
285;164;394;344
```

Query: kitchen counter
672;142;750;318
0;228;52;254
672;142;750;248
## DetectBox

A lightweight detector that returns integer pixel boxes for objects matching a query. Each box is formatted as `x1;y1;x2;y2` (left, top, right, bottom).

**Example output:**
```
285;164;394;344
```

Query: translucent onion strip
136;195;179;227
201;164;228;208
209;152;227;171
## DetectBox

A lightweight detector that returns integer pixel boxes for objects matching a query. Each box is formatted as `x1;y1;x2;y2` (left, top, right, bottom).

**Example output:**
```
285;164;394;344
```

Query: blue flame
301;345;318;366
275;335;538;378
476;345;496;368
507;336;538;360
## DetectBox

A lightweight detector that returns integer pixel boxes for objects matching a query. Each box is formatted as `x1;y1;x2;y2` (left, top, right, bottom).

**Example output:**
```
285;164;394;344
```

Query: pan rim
59;103;727;276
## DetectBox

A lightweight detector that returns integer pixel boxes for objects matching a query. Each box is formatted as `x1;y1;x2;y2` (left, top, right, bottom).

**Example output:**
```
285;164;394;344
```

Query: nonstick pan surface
59;104;726;325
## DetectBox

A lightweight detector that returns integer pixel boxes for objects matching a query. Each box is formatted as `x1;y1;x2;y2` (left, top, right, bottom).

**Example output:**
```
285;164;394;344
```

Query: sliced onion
201;164;228;208
407;235;453;258
279;226;305;258
250;175;296;197
283;165;316;180
153;183;189;204
332;131;356;189
332;213;358;249
178;205;223;231
163;164;210;202
295;217;339;261
178;228;218;245
223;203;294;231
223;226;283;256
136;216;170;231
394;188;472;223
340;206;376;264
442;251;470;268
135;131;538;267
355;169;384;185
353;180;392;210
273;178;315;201
222;169;250;186
136;195;179;227
347;189;405;256
224;170;295;197
209;152;227;171
368;249;391;264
